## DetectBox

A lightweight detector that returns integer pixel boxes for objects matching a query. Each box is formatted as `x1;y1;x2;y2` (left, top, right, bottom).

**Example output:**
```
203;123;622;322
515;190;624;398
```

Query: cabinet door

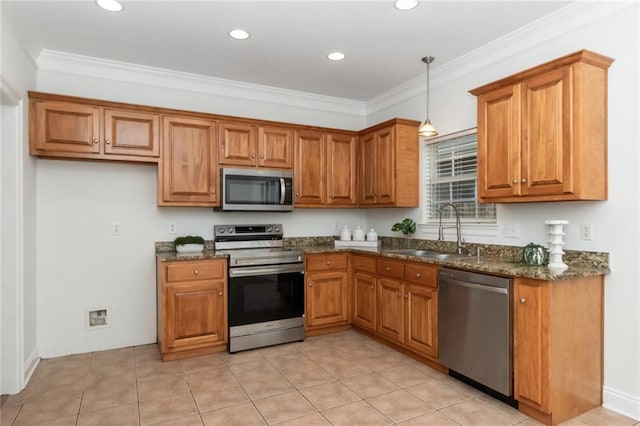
160;116;217;205
306;271;348;328
165;280;227;350
104;109;160;159
521;67;573;197
327;133;357;206
477;85;521;199
514;279;549;411
218;121;257;166
32;100;101;155
376;278;404;343
359;131;377;205
374;126;396;205
352;272;376;331
404;283;438;358
294;130;326;206
258;126;294;169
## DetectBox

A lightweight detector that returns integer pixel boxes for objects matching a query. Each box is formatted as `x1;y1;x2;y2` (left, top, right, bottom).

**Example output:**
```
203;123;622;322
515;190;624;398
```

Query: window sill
418;222;499;238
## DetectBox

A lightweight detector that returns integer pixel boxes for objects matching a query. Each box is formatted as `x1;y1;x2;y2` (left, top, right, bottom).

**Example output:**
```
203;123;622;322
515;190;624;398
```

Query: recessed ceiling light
327;52;346;61
228;29;250;40
394;0;418;10
96;0;123;12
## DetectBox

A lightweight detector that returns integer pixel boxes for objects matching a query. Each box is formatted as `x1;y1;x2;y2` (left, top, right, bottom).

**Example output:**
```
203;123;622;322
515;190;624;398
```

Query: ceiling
4;0;572;101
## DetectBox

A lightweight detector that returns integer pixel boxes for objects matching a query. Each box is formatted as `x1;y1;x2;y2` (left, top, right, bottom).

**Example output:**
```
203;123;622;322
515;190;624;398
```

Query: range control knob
227;227;234;233
217;227;225;234
266;226;273;232
274;226;281;233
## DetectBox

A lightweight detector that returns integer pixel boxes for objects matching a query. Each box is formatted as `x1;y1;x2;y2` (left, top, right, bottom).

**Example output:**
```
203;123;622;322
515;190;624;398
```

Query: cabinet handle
512;179;518;185
370;284;374;289
218;291;223;296
212;190;216;194
105;139;111;145
193;269;199;275
521;178;527;184
397;292;401;297
251;154;256;158
385;267;391;271
93;139;99;144
326;261;330;265
416;273;421;278
296;192;300;197
520;298;526;304
260;154;264;159
308;283;313;287
404;294;408;299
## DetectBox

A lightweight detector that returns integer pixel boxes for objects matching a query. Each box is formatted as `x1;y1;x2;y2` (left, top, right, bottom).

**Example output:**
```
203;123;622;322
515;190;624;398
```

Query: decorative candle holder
545;220;568;271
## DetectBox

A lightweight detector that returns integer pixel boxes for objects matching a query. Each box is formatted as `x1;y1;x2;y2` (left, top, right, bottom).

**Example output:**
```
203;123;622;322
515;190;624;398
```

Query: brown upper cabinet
218;121;294;169
470;50;614;203
30;94;160;162
294;130;358;207
358;119;420;207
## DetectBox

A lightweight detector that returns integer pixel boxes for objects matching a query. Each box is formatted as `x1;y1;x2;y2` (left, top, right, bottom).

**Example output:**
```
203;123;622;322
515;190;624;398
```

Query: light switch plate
580;223;593;241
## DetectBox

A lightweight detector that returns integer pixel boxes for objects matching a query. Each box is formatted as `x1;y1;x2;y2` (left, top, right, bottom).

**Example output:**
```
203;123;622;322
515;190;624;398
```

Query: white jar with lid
353;226;365;241
340;225;352;241
367;228;378;241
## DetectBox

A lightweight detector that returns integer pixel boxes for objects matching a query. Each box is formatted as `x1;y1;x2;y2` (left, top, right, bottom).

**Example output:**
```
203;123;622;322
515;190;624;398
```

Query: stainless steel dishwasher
438;268;513;397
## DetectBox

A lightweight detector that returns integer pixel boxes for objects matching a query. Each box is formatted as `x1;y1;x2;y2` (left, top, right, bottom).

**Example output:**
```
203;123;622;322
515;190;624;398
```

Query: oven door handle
230;264;304;278
279;177;286;205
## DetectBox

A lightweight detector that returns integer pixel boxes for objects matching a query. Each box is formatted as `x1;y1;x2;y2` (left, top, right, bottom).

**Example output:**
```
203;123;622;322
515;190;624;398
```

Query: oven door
228;263;304;328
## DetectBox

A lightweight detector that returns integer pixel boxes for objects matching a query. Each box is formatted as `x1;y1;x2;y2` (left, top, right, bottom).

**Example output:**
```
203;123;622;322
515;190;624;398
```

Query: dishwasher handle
440;277;509;295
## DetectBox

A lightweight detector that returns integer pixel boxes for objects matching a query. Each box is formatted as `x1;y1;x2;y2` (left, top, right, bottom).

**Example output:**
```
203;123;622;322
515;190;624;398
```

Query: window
423;129;496;223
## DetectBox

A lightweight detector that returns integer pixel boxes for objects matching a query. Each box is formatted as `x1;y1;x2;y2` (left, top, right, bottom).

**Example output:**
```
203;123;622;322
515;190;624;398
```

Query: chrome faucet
438;203;466;255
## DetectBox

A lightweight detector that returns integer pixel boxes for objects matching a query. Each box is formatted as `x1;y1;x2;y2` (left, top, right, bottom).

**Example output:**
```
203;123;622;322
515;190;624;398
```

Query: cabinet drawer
404;263;438;288
377;259;404;279
165;260;226;282
306;253;348;272
352;255;376;273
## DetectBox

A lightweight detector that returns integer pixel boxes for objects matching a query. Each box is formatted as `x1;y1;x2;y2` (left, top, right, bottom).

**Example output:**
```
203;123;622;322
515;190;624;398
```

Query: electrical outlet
504;223;520;238
111;222;121;236
580;223;593;241
169;223;176;234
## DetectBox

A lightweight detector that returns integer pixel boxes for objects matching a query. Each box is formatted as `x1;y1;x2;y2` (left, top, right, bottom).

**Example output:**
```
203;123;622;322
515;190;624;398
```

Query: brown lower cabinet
304;253;350;331
157;258;228;360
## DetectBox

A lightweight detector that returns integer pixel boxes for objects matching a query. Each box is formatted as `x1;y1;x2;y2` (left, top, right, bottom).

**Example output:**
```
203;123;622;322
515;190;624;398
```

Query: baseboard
603;386;640;421
23;345;40;386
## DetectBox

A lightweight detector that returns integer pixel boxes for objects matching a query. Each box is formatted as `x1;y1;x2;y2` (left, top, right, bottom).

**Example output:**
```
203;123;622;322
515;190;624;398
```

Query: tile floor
1;330;638;426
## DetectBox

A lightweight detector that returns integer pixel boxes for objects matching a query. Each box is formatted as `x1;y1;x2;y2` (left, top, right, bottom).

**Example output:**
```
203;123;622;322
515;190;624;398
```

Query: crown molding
37;50;366;118
367;0;634;115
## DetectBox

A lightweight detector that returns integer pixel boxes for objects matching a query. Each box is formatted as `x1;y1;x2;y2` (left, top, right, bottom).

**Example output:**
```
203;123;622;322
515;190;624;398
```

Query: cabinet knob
326;261;330;265
251;154;256;158
105;139;111;145
370;284;374;289
512;179;518;185
385;267;391;271
93;139;99;144
218;291;223;296
404;294;408;299
521;178;527;184
416;273;421;278
360;262;365;266
193;269;199;275
520;298;526;304
296;192;300;197
212;190;216;194
397;292;402;297
308;283;313;287
260;154;264;159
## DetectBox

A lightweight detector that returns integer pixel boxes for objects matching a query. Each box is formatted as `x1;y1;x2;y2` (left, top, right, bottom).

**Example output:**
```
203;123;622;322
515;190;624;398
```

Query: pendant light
418;56;438;138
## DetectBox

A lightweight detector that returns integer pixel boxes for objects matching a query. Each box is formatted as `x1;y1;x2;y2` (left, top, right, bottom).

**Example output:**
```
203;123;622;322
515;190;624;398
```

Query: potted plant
174;235;205;253
391;218;416;237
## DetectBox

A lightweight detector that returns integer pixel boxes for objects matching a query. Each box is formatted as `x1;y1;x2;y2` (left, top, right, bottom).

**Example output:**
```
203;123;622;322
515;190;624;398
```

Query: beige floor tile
321;400;392;425
258;342;304;359
300;381;361;411
340;372;399;399
139;393;197;425
336;341;388;359
228;359;281;382
138;375;190;402
2;388;31;407
192;382;248;412
366;389;433;423
578;406;639;426
77;402;139;425
1;403;22;425
136;360;183;382
303;347;349;363
152;414;204;425
474;394;527;423
274;412;332;426
80;380;138;413
86;365;136;389
179;354;224;374
134;346;162;366
315;357;372;378
268;353;317;373
186;366;238;393
397;411;461;425
378;364;431;388
440;375;483;396
201;401;265;425
439;398;515;426
38;353;92;373
91;347;135;368
282;365;335;389
19;414;79;425
221;350;265;365
13;391;82;425
28;367;89;396
556;419;590;425
359;352;414;371
405;378;475;409
239;374;295;400
253;391;316;424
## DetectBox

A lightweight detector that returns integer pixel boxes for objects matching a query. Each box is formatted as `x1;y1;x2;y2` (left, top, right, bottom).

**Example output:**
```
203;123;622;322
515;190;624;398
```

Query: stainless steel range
214;224;305;353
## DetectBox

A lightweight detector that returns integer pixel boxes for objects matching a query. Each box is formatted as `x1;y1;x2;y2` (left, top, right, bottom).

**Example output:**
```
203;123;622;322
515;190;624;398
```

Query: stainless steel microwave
217;167;294;212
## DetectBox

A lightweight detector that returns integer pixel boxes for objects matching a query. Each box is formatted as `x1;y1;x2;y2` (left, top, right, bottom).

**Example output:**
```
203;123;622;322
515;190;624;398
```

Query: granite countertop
156;238;610;281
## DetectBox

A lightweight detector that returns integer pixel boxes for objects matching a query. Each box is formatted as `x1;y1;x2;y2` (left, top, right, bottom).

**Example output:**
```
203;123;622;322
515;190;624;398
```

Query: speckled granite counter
155;237;610;281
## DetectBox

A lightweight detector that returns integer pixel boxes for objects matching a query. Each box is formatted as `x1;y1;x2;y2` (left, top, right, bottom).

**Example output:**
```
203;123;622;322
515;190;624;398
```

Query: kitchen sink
386;249;469;260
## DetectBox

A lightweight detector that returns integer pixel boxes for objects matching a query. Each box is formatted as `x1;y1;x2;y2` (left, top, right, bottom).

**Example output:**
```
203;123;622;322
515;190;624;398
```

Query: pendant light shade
419;56;438;138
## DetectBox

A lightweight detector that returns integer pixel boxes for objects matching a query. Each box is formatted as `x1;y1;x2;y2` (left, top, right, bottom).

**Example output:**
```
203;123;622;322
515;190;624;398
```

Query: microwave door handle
279;177;286;205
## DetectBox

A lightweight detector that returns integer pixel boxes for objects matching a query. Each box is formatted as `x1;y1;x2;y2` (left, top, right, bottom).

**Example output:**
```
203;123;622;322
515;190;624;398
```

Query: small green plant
174;235;205;246
391;218;416;236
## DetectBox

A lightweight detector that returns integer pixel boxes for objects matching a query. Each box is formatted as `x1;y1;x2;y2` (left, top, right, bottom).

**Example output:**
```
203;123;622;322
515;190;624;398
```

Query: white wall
0;3;39;394
366;2;640;419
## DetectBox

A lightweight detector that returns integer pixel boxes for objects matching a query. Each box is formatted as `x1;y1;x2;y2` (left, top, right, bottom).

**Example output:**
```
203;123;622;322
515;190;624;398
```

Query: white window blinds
423;129;496;223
